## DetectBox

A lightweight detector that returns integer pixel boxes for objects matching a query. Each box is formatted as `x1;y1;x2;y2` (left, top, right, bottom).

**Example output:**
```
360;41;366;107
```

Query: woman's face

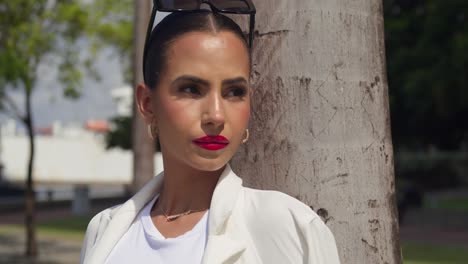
138;31;251;172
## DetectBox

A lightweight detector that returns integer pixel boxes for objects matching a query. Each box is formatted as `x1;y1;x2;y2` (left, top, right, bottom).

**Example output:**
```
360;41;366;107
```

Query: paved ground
0;200;116;264
400;225;468;247
0;231;82;264
0;208;81;225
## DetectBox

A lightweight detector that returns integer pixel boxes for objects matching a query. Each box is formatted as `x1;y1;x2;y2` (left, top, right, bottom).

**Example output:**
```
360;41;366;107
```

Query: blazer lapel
202;164;247;264
84;172;164;264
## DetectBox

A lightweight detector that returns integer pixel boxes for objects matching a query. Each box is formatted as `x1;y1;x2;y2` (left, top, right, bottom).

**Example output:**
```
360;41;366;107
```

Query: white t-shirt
105;196;209;264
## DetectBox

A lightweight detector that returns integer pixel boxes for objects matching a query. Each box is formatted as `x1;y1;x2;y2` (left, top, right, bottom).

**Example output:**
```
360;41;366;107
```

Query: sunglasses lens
158;0;200;10
211;0;249;11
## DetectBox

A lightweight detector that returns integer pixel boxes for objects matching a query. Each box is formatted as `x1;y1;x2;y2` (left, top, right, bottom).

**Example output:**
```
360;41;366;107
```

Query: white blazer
80;165;341;264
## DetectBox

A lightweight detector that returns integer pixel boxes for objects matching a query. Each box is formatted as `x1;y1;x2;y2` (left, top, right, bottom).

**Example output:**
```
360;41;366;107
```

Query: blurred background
385;1;468;263
0;0;467;263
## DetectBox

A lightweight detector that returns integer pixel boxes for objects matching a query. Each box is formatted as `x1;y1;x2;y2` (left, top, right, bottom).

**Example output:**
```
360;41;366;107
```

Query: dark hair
144;10;250;89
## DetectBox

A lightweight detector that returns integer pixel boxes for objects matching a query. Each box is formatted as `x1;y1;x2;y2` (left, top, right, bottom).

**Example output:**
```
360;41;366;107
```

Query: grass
0;215;91;241
36;215;91;240
402;241;468;264
436;197;468;212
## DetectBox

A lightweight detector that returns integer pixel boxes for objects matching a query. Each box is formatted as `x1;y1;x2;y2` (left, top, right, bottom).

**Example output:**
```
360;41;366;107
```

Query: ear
135;83;155;123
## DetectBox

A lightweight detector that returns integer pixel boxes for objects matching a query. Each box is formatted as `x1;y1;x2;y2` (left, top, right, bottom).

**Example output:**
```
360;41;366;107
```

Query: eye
179;85;201;96
226;86;247;98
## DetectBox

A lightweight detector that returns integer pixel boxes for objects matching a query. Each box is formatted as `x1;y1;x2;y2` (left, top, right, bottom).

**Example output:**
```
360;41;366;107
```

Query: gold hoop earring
147;124;154;140
242;129;249;144
148;122;157;140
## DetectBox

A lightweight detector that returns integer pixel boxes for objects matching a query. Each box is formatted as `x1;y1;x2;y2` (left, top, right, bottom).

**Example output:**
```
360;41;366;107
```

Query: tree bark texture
231;1;401;263
132;0;154;193
24;84;37;257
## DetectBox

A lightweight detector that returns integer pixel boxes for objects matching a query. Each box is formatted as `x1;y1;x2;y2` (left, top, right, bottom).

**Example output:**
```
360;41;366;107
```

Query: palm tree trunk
232;0;401;263
131;0;154;193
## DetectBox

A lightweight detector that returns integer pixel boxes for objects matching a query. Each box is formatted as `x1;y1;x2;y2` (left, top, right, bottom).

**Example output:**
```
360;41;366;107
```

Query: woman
80;9;340;264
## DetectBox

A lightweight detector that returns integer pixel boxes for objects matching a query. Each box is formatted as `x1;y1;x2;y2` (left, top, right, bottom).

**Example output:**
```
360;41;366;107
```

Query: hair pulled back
144;10;249;89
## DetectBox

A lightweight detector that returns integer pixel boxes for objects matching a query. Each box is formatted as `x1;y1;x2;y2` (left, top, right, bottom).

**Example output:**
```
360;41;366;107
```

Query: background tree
0;0;89;256
130;0;154;192
0;0;136;256
232;0;401;262
84;0;133;83
87;0;155;192
85;0;134;152
106;116;133;150
106;115;161;152
384;0;468;151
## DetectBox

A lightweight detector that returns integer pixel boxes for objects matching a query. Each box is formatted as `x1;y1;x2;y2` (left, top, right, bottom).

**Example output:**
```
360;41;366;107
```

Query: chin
188;155;231;172
162;143;238;173
187;146;238;172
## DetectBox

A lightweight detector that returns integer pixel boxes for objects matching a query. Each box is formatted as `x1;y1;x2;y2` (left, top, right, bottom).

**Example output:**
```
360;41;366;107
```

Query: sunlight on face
152;31;251;171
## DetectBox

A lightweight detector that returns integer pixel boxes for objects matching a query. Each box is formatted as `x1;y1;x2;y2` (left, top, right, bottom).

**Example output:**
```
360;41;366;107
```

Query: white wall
1;134;163;184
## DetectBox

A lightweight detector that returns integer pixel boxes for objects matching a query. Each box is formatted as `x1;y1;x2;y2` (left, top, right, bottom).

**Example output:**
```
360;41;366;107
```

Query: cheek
230;103;251;132
156;97;199;133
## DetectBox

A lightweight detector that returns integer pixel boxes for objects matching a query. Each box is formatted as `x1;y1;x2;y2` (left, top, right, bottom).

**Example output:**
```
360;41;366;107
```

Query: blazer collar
85;164;246;264
201;164;246;263
85;171;164;264
207;164;243;235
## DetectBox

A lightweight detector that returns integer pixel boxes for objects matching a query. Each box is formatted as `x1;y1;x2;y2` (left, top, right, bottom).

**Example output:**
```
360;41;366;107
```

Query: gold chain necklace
156;206;207;222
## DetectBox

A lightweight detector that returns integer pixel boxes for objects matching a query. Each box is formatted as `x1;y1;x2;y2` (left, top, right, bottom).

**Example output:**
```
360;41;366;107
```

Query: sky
3;48;125;128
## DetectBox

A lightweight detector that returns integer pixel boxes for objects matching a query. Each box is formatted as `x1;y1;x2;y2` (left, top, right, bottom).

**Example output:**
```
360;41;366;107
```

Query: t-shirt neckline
141;195;209;241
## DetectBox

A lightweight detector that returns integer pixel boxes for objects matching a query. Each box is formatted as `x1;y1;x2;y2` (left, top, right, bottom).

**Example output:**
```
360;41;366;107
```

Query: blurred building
111;85;133;117
0;120;162;185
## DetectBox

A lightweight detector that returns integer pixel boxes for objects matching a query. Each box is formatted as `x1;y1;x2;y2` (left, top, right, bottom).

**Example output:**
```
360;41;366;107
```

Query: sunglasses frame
143;0;256;84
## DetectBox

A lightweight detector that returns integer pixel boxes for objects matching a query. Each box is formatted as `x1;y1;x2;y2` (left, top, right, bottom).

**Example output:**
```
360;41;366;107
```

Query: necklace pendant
160;208;203;222
165;215;179;221
165;211;190;222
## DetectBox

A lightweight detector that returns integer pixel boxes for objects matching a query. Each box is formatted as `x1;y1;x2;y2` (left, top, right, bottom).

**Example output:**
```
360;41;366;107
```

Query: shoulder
80;204;122;263
241;187;319;224
86;204;122;233
239;188;340;263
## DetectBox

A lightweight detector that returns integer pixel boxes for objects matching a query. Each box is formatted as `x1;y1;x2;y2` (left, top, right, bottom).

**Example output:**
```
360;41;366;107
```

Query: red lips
193;135;229;151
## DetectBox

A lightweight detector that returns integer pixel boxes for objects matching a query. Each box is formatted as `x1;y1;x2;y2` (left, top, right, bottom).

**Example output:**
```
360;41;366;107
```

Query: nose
202;92;225;129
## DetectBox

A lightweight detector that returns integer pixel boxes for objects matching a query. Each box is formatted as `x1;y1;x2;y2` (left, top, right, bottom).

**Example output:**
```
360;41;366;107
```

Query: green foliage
402;241;468;264
106;116;132;150
0;0;91;115
434;197;468;212
384;0;468;150
84;0;133;83
0;0;133;117
395;151;467;190
106;115;161;151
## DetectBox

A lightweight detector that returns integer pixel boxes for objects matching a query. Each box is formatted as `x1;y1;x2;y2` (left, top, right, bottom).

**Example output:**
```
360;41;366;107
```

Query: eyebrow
222;77;248;86
172;75;248;86
172;75;209;86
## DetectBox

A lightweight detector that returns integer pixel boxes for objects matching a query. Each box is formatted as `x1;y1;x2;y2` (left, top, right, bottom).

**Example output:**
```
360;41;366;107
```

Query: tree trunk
231;1;401;263
131;0;154;193
24;84;37;257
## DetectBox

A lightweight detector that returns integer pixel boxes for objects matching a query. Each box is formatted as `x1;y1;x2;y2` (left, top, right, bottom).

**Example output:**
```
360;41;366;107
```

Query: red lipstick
193;135;229;151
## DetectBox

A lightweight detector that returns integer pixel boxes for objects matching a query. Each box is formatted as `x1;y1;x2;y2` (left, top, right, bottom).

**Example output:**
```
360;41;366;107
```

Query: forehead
164;31;250;80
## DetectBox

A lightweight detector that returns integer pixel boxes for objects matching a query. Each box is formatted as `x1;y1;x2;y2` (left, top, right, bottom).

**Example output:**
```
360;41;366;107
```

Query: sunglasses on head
143;0;256;82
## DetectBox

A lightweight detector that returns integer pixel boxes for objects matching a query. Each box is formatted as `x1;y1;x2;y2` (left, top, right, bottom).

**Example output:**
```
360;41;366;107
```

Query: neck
156;158;225;215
